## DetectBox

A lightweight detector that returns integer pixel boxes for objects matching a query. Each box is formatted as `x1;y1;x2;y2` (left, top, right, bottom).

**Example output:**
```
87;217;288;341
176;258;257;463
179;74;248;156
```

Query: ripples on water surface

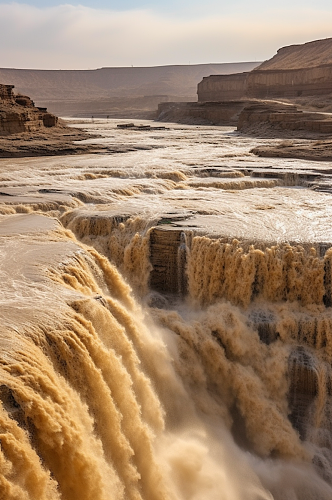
1;119;332;500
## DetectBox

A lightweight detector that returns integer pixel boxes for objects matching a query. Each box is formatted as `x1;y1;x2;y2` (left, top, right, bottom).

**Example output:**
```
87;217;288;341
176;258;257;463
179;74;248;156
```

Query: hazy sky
0;0;331;69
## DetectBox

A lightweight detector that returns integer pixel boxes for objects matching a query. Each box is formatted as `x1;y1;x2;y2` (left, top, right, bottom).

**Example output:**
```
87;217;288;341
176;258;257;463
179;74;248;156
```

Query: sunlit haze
0;0;331;69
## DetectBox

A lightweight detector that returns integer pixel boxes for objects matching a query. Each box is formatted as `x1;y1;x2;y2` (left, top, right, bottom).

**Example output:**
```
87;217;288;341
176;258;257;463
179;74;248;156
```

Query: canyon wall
197;65;332;102
257;37;332;70
157;99;332;134
246;65;332;99
197;38;332;102
197;73;248;102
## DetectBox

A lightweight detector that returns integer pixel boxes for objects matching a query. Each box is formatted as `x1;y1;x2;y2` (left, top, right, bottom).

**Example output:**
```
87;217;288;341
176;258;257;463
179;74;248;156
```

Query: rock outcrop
0;84;15;100
0;83;105;157
0;83;58;135
251;138;332;162
157;100;249;125
237;101;332;136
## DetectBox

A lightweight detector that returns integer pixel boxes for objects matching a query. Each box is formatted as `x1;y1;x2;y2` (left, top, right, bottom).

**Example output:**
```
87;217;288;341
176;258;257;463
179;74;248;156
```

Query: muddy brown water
1;119;332;499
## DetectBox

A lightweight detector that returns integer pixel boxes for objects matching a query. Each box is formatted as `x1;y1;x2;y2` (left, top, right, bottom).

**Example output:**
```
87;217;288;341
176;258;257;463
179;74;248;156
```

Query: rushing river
1;119;332;500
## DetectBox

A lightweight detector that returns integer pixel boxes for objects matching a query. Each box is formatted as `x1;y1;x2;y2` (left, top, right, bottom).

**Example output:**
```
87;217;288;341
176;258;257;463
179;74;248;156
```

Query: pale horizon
0;1;331;70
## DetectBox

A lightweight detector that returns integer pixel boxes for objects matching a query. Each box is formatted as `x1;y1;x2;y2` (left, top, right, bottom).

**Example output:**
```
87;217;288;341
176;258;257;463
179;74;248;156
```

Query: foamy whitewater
1;119;332;499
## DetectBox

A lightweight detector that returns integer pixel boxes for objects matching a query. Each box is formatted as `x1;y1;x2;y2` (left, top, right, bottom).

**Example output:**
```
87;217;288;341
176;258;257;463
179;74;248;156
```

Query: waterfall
1;212;332;499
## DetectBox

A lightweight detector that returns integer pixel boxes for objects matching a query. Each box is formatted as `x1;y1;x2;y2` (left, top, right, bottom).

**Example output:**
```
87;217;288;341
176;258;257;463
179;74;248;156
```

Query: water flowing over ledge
2;120;332;500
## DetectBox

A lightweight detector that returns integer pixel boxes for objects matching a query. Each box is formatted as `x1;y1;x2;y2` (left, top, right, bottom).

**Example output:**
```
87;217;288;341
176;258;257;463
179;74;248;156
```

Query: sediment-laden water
1;119;332;499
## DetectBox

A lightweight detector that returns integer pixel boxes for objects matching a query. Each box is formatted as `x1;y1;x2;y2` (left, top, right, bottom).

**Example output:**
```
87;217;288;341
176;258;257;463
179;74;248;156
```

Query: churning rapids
2;119;332;500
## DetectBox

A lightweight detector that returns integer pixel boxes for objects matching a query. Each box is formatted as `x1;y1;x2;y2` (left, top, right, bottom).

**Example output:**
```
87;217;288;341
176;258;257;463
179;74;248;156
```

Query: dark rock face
0;83;58;135
15;94;35;107
149;228;187;295
42;113;58;127
0;84;15;100
288;347;319;439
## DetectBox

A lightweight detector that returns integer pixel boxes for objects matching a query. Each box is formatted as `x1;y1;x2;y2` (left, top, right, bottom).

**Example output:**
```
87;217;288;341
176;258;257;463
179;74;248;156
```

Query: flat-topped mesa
0;83;58;135
197;37;332;102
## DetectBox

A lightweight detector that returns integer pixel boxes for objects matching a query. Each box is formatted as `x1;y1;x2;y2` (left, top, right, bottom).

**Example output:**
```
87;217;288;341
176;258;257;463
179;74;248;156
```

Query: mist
0;3;332;69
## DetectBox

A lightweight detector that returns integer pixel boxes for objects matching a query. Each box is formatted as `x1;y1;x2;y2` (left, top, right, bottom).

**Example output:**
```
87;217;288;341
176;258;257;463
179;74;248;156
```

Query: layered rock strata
197;73;248;102
251;139;332;162
199;65;332;102
237;101;332;136
246;65;332;99
0;83;58;135
157;100;249;125
197;38;332;102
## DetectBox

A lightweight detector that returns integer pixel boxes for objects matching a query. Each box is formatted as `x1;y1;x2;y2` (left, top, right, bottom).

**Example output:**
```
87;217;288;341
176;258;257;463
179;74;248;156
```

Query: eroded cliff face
197;73;249;102
237;101;332;136
246;65;332;99
0;83;58;136
197;37;332;102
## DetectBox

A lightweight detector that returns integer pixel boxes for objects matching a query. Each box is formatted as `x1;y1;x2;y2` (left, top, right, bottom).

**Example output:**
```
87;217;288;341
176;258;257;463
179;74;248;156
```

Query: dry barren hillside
257;37;332;71
0;63;259;117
